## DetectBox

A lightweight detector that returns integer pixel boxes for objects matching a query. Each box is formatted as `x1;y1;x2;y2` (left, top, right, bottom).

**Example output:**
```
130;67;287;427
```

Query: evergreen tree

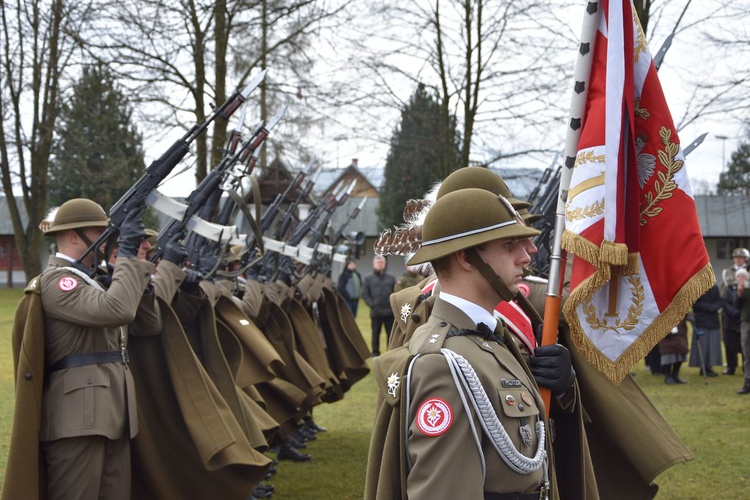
378;84;460;229
717;131;750;195
49;63;146;212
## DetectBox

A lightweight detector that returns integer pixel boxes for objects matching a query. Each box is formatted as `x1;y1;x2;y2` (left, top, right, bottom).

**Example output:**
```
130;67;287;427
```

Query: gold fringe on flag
612;253;640;276
563;261;715;384
599;240;628;266
561;230;602;268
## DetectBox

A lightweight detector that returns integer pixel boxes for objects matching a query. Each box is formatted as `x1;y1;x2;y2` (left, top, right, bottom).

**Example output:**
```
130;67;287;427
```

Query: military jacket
40;256;159;441
405;298;547;499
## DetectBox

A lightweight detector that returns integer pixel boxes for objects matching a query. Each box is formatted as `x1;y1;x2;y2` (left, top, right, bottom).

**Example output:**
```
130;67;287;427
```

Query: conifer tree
378;84;459;229
717;132;750;196
49;63;146;211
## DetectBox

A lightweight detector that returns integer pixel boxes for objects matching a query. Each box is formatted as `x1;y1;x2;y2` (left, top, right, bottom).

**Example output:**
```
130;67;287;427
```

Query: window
717;239;750;259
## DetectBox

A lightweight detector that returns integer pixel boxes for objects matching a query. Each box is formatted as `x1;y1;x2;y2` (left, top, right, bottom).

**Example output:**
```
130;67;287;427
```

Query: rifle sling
226;179;263;255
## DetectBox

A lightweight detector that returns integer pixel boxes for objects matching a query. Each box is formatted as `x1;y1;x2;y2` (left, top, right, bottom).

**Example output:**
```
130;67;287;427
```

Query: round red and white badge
416;397;453;436
518;282;531;297
58;276;78;292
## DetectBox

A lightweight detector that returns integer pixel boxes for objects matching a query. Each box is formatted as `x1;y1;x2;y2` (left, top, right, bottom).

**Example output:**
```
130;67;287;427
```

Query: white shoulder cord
441;348;547;477
404;353;486;481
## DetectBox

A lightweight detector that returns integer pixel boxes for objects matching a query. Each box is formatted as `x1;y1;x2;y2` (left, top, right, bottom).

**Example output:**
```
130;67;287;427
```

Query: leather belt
485;492;540;500
48;350;128;373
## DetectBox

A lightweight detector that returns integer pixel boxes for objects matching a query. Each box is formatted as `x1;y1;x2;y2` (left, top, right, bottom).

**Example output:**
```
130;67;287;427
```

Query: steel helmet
39;198;109;234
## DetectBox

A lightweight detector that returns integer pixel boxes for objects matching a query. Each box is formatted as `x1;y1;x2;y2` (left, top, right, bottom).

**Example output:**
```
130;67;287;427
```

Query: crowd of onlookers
645;247;750;395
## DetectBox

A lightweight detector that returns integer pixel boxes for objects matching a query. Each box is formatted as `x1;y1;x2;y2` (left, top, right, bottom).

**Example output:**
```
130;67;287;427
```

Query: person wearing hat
5;198;161;500
366;188;568;499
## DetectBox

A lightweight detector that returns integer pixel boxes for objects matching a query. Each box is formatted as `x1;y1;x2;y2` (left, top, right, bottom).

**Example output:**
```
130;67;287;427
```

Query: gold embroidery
566;198;605;222
583;275;644;334
634;97;650;120
640;127;683;225
574;150;605;169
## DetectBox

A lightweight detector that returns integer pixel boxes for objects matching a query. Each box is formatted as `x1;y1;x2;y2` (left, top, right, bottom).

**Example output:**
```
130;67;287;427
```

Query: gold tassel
612;253;640;276
562;230;602;267
599;240;628;266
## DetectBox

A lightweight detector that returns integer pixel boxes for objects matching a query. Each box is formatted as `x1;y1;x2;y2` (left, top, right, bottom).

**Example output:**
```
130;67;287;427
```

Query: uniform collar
55;252;76;264
439;291;498;331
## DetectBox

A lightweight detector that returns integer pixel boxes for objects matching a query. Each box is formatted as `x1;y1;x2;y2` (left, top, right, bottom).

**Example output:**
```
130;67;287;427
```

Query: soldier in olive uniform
367;188;567;499
38;199;160;499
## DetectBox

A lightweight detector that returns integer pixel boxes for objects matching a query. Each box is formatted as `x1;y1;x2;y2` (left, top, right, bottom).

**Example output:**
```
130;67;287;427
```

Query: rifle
75;70;267;274
183;134;265;268
271;162;320;242
277;182;355;282
236;159;316;270
332;196;367;247
310;195;368;277
249;182;345;282
529;165;562;277
153;105;286;262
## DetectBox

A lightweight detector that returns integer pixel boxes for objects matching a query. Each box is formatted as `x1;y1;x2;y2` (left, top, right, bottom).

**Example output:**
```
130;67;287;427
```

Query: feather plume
402;199;432;224
39;206;60;232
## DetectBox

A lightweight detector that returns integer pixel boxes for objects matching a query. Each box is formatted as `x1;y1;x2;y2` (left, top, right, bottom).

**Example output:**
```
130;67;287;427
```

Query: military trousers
42;434;130;500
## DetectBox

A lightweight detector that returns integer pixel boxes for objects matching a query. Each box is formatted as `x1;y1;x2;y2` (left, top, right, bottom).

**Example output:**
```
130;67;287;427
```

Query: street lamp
716;134;728;172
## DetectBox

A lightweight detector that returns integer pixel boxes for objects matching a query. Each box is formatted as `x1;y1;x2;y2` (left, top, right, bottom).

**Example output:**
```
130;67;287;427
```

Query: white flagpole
540;0;604;415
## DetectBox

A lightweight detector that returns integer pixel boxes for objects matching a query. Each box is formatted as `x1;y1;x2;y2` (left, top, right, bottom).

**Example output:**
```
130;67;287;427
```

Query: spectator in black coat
361;255;396;357
689;284;725;377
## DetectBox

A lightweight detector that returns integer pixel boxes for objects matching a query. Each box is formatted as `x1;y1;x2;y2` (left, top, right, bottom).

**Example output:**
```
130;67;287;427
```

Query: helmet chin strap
465;247;517;303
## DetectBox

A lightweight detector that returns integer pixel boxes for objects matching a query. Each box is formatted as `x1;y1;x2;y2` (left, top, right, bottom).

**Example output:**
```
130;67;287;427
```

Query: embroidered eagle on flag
561;0;715;383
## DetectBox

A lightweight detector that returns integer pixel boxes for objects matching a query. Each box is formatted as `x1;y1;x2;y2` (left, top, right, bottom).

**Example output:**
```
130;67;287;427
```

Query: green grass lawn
0;288;748;497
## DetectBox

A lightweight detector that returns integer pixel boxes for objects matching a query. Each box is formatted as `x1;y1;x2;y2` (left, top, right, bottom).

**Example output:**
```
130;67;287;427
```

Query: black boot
738;379;750;395
277;441;311;462
306;419;327;432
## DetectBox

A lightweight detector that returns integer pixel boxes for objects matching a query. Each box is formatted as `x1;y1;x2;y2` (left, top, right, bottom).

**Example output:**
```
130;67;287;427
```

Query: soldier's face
77;228;106;266
733;256;746;267
137;239;151;260
520;237;538;256
476;238;531;295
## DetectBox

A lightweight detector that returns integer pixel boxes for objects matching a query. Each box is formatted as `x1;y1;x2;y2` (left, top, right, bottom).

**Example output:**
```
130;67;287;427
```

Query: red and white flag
561;0;715;383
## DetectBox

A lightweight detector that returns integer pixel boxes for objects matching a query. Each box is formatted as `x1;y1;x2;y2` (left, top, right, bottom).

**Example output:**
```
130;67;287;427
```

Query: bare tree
0;0;94;280
81;0;353;182
331;0;578;172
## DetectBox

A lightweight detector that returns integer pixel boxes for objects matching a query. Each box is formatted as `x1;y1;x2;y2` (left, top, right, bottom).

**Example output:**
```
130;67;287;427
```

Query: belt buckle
121;347;130;364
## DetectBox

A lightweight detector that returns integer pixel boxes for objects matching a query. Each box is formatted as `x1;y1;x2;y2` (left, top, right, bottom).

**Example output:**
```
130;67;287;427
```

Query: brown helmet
436;166;531;210
407;188;540;265
144;228;158;248
40;198;109;234
517;208;542;225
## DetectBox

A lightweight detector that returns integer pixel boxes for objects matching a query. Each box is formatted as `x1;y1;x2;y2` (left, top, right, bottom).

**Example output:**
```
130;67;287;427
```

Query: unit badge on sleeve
58;276;78;292
416;397;453;437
